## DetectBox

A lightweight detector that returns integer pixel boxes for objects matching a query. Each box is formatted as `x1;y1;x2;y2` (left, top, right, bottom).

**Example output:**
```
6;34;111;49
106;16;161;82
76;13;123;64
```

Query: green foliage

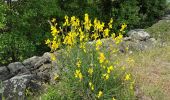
41;47;135;100
137;0;167;27
146;20;170;42
0;1;7;29
7;0;61;55
0;0;167;65
111;0;140;30
0;33;35;65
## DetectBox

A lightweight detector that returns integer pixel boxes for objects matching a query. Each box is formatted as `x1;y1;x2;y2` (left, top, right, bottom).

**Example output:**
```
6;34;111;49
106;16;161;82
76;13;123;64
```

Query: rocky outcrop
2;74;40;100
127;29;150;41
0;52;59;100
97;29;157;52
124;29;157;51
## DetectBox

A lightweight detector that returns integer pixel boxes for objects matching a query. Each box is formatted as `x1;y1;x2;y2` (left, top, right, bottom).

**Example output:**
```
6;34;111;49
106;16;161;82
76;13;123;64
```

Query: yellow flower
112;97;116;100
120;23;127;32
84;13;92;31
107;66;114;74
96;39;102;50
80;43;86;52
115;34;123;44
63;31;77;46
108;18;113;29
91;32;99;40
121;66;125;70
50;53;56;61
51;18;56;23
125;73;131;81
74;69;83;81
51;40;59;51
79;28;85;42
111;33;116;39
51;25;59;36
76;59;81;68
97;91;103;98
102;73;109;80
93;18;104;32
99;52;105;63
63;15;70;26
89;82;94;91
88;67;93;75
45;39;51;45
70;16;79;27
103;28;110;38
53;73;59;81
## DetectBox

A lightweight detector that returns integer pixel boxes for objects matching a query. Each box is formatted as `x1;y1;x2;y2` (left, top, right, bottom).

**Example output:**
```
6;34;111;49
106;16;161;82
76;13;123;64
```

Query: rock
7;62;29;75
0;66;11;81
2;74;41;100
123;37;132;41
149;38;157;44
22;56;41;70
42;52;51;61
162;15;170;20
34;55;51;70
23;54;51;71
127;29;150;41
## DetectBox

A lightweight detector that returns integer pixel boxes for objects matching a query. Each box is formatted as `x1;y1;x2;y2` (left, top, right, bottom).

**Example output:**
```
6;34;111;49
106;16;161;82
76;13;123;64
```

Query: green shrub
7;0;61;55
0;1;7;29
111;0;140;30
1;0;166;64
137;0;167;27
0;33;35;65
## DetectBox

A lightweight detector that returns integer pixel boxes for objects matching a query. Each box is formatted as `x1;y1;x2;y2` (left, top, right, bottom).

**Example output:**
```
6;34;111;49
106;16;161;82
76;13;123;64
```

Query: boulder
2;74;41;100
7;62;29;75
0;66;11;81
23;54;51;71
22;56;41;70
127;29;150;41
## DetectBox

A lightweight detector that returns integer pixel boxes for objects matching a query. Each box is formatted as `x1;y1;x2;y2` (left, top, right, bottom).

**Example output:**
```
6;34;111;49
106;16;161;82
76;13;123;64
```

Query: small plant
44;14;135;100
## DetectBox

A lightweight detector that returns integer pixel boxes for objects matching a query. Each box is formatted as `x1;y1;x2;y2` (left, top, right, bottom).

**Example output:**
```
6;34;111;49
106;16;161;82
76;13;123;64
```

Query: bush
111;0;140;29
0;33;35;65
1;0;166;64
0;1;7;29
137;0;167;27
42;14;135;100
7;0;62;55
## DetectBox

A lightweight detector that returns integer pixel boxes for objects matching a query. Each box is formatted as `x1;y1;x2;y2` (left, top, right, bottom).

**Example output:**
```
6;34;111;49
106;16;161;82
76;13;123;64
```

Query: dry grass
130;17;170;99
129;45;170;100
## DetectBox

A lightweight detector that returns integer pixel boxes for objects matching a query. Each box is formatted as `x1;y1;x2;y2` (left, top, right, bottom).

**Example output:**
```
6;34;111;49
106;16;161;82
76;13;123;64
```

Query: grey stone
127;29;150;41
0;66;10;81
7;62;26;74
2;74;41;100
22;56;41;69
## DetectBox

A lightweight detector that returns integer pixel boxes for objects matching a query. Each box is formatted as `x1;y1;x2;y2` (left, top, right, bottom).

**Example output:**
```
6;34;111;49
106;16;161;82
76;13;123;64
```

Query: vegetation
0;32;35;65
0;0;167;65
41;14;135;100
0;0;169;99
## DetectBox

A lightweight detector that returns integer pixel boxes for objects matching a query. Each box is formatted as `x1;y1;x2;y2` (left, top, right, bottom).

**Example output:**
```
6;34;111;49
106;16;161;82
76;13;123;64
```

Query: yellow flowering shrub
45;14;135;100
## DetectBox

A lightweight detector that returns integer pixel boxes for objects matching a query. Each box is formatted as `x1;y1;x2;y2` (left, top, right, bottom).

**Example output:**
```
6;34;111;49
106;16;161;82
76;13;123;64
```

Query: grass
145;20;170;42
131;17;170;99
130;45;170;100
